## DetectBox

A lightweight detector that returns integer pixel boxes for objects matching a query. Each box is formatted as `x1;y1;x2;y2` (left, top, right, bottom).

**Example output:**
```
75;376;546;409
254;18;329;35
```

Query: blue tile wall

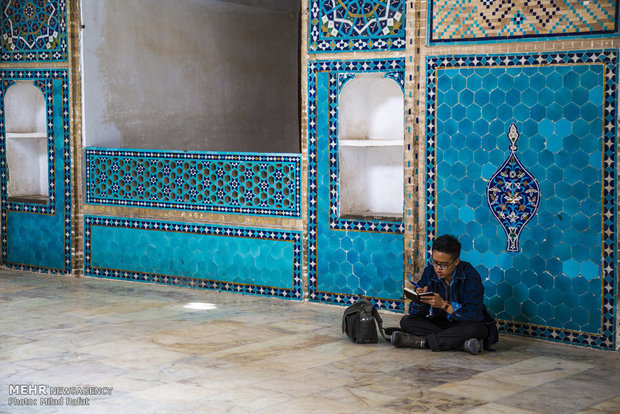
84;216;302;300
308;59;405;311
309;0;406;53
85;148;301;218
425;50;617;349
0;70;72;274
428;0;619;44
1;0;68;62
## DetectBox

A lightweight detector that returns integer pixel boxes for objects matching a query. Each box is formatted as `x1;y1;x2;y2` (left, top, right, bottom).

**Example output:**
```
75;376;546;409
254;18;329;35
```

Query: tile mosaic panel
84;216;302;300
428;0;619;44
309;0;406;52
1;0;68;62
85;149;301;218
307;59;405;311
425;50;617;349
0;70;71;274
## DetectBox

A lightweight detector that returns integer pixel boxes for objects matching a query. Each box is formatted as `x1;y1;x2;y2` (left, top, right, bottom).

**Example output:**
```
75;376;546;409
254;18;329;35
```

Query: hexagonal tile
545;287;562;306
562;258;580;278
580;260;599;280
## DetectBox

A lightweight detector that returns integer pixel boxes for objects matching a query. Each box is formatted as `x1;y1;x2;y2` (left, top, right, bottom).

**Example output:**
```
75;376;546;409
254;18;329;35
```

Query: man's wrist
443;301;450;312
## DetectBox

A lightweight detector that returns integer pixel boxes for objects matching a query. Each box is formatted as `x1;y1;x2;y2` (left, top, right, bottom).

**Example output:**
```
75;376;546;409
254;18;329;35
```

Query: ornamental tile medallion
486;123;540;252
309;0;406;52
1;0;68;62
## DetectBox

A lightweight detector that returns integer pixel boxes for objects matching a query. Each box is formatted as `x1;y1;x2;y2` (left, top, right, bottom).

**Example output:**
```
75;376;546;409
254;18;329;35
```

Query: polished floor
1;270;619;414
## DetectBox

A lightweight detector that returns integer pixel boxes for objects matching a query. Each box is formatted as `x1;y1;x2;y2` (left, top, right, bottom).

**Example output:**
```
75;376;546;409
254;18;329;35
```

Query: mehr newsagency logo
7;384;113;407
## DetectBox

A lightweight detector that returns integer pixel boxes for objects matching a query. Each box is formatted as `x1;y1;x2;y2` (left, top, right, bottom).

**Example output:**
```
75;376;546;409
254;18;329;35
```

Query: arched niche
4;81;49;201
338;73;404;219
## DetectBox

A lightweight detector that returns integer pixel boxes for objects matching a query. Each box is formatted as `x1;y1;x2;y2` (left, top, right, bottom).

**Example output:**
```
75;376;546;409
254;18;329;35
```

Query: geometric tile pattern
1;0;68;62
429;0;619;44
330;67;405;234
486;123;541;252
307;59;405;311
425;50;618;349
84;216;302;300
85;149;301;218
309;0;406;52
0;70;72;274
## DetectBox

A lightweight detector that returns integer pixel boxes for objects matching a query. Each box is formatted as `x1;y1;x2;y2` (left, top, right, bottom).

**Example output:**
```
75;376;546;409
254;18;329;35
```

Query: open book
403;287;434;304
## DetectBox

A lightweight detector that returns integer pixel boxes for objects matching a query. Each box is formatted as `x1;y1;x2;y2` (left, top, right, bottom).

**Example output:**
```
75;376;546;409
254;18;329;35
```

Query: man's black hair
432;234;461;259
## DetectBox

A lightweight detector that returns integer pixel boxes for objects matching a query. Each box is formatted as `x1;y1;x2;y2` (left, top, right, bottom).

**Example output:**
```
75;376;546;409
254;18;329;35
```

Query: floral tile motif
309;0;406;52
487;123;541;252
1;0;68;62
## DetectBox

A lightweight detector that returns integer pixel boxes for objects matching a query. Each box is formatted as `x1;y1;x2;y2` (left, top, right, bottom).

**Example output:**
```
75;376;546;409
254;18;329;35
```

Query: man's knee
462;321;489;340
400;314;425;331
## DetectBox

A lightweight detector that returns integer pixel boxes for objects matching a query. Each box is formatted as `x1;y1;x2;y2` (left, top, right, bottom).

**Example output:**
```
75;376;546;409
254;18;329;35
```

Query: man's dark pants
400;314;489;351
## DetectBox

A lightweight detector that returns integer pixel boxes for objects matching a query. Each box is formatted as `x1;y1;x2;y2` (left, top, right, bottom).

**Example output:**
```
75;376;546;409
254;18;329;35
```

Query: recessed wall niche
338;73;404;219
4;81;49;203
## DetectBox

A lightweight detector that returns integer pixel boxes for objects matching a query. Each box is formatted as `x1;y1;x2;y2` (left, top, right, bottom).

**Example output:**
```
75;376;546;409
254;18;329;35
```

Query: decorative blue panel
309;0;406;53
84;216;302;300
1;0;68;62
428;0;619;44
307;59;405;311
425;50;617;349
85;149;301;218
0;70;72;274
487;123;541;252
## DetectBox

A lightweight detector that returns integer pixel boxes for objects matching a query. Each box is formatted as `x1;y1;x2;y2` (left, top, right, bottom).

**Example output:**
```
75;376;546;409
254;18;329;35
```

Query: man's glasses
429;259;454;270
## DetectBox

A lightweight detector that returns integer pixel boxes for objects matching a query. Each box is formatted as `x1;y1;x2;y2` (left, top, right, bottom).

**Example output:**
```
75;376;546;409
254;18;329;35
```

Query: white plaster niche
338;73;404;220
4;81;49;203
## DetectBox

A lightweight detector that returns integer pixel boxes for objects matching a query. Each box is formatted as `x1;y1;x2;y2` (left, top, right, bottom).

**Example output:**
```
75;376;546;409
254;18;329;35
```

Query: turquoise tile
580;260;600;280
530;104;546;121
536;87;556;106
504;297;520;317
546;287;562;306
530;285;545;304
513;282;529;303
581;102;599;122
564;102;581;121
589;85;603;105
562;258;581;278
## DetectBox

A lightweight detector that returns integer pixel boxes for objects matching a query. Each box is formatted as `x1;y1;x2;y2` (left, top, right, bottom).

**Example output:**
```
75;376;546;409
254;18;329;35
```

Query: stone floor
1;270;619;414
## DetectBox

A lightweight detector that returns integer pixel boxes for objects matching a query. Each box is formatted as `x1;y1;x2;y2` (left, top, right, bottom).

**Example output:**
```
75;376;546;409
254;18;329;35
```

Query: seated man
391;234;497;354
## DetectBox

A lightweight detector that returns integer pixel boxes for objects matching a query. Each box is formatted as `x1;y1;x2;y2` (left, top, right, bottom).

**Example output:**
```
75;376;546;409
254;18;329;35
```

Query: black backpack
342;298;397;344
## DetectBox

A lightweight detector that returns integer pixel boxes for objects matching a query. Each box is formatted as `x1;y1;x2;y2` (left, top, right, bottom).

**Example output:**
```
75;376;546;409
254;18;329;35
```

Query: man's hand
420;293;448;309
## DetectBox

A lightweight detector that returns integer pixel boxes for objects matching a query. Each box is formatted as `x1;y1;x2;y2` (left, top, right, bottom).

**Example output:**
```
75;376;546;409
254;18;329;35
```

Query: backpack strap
370;306;391;342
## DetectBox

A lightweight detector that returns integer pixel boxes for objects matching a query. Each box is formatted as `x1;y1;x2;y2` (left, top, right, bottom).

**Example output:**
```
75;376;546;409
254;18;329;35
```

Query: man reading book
391;234;498;354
